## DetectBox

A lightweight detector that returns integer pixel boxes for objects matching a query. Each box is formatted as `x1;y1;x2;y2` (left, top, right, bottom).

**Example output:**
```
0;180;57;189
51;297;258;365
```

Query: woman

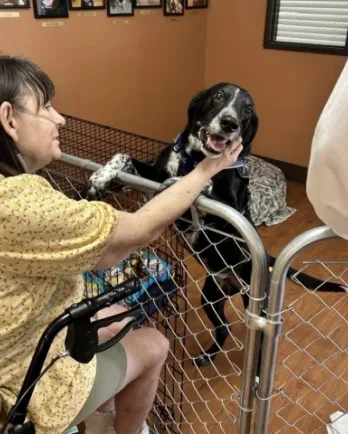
0;54;243;434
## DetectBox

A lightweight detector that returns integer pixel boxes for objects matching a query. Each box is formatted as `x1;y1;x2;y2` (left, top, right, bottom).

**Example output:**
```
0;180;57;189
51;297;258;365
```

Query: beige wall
0;8;207;143
1;1;346;166
204;0;346;167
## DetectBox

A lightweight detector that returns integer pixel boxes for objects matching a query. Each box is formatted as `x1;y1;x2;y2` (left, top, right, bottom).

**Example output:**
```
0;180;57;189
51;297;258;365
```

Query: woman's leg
113;327;169;434
96;305;170;434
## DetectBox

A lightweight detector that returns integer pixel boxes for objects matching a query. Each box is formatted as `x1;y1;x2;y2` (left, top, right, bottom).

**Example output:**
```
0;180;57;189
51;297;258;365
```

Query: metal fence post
253;226;339;434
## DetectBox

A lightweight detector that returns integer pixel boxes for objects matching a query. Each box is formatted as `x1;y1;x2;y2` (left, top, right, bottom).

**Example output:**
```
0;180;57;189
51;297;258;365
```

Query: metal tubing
254;226;338;434
196;199;269;433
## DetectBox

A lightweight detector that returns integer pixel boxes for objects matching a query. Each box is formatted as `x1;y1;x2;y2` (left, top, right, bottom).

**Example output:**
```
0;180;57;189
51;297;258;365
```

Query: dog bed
246;155;296;226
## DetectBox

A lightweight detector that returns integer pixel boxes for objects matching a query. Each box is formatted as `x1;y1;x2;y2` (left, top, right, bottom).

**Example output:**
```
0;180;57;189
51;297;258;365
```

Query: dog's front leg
200;179;213;198
156;177;211;230
156;176;182;193
156;177;213;198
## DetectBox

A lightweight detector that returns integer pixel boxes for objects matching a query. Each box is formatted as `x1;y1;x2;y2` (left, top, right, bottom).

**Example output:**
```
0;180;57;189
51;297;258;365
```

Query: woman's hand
197;137;243;177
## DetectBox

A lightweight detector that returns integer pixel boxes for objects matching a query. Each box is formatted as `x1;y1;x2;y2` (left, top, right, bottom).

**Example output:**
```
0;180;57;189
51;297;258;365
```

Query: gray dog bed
246;155;296;226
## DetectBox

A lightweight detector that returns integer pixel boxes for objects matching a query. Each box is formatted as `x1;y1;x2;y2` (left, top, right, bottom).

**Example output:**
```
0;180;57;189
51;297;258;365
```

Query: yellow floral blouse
0;173;117;434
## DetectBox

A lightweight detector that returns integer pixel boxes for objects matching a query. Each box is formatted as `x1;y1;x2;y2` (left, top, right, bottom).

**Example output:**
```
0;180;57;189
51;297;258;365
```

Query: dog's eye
215;92;223;100
245;107;253;115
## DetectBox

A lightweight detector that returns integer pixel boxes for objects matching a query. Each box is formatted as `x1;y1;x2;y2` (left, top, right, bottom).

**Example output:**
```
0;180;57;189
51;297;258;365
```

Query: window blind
275;0;348;47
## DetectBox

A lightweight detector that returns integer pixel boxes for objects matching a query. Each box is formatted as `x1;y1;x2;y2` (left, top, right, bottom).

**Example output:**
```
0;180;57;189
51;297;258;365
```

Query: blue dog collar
172;134;197;176
172;133;185;153
224;158;246;169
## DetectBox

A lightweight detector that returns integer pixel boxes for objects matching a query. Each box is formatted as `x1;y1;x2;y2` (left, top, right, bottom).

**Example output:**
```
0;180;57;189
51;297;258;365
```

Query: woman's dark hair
0;54;55;176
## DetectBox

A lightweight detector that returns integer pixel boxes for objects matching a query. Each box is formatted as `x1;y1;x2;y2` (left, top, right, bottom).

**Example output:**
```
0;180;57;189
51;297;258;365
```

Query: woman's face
13;93;66;172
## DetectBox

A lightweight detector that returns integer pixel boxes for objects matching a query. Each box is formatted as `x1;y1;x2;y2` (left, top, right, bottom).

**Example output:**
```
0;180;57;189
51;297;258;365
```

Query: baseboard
253;154;308;184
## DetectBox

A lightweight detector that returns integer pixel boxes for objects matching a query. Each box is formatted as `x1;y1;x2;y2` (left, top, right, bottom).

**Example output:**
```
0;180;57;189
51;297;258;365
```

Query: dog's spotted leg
200;179;213;198
156;177;213;198
155;177;212;229
156;177;182;193
86;153;138;200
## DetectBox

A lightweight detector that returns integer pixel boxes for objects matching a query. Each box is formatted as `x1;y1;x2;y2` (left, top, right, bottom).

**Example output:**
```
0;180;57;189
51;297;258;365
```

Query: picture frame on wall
163;0;183;15
185;0;207;8
33;0;69;17
69;0;104;10
107;0;133;16
135;0;162;7
0;0;29;9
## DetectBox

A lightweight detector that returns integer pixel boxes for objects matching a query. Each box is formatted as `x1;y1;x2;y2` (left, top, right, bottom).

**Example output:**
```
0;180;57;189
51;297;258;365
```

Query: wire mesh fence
39;114;269;434
255;228;348;434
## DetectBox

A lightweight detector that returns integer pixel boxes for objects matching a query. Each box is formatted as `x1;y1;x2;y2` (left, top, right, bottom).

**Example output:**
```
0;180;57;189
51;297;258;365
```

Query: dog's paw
85;185;107;201
157;177;181;194
156;178;212;199
193;352;216;367
86;153;137;201
201;180;213;197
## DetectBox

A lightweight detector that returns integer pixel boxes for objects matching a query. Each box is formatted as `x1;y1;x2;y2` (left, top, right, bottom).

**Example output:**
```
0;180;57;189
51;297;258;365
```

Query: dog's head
185;82;258;159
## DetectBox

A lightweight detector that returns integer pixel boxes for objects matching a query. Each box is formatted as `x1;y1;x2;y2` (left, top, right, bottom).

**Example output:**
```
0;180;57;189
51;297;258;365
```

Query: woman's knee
147;328;170;366
116;327;170;389
137;327;170;368
123;326;170;370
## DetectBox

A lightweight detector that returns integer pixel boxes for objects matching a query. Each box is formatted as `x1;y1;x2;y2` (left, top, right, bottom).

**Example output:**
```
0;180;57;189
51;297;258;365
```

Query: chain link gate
255;226;348;434
38;115;270;434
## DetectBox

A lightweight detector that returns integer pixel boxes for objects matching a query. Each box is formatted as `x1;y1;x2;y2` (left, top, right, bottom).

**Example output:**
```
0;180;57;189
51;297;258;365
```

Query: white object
84;411;150;434
84;411;115;434
106;421;150;434
326;411;348;434
62;428;79;434
307;60;348;238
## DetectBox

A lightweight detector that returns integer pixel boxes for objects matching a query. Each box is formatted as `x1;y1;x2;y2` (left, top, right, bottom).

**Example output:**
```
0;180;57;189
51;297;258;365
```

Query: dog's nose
220;115;239;133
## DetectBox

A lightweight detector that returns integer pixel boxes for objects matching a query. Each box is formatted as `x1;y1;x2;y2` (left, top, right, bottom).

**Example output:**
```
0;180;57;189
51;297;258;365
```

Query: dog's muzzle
199;128;240;156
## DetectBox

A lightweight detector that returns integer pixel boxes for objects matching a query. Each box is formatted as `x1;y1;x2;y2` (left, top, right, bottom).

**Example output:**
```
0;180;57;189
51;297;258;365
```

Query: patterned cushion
246;156;296;226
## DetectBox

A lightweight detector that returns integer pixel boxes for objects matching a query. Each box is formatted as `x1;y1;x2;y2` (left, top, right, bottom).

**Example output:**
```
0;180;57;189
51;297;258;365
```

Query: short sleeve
0;174;117;277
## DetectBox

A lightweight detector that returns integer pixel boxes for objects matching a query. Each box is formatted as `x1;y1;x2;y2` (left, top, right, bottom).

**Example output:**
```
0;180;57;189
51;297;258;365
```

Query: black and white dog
83;83;346;368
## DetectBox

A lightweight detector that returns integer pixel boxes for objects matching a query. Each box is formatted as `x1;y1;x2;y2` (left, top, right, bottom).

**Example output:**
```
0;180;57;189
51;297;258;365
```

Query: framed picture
33;0;68;17
163;0;183;15
107;0;133;16
0;0;29;9
69;0;104;10
185;0;207;8
135;0;162;7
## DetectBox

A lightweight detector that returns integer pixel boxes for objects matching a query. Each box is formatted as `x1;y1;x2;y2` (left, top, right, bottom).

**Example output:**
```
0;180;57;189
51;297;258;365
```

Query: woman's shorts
68;341;127;428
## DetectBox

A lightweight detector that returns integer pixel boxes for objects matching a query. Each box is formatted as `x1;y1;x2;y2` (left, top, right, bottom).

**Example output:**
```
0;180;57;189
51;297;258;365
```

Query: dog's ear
187;89;209;126
241;113;259;156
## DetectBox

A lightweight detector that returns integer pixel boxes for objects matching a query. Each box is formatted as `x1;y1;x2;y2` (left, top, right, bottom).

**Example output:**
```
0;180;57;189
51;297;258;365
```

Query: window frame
264;0;348;56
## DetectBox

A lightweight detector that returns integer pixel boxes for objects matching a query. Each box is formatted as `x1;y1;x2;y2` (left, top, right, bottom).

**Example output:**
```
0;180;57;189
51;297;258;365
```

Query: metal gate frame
254;226;344;434
59;152;270;434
